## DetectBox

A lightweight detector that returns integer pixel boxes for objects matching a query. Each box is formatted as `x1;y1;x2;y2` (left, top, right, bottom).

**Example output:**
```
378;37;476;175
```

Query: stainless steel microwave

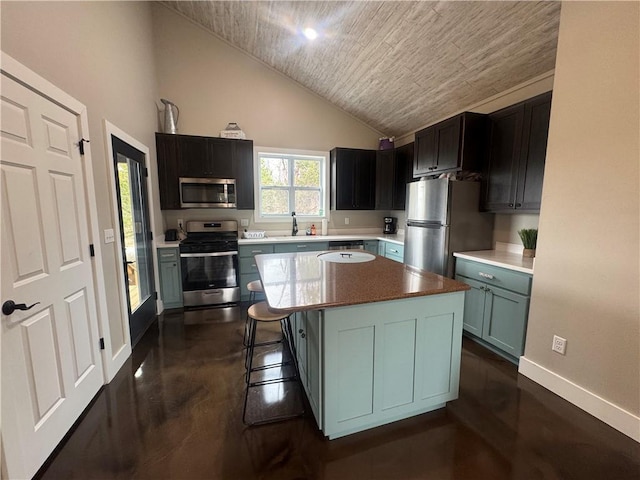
179;177;236;208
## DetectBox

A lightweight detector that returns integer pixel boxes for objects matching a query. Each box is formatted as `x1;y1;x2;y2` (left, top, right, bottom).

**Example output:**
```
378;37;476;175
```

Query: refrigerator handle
407;220;444;228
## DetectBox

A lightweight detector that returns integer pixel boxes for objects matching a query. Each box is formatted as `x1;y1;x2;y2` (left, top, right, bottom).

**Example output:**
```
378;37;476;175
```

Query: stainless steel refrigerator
404;178;494;277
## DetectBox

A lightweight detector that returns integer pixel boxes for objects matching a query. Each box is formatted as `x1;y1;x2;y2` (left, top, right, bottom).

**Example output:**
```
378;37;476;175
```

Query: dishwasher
328;240;365;250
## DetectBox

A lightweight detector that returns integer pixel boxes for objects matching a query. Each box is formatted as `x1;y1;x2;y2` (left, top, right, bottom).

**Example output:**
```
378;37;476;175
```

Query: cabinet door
364;240;378;254
156;134;181;210
331;148;376;210
354;150;376;210
375;149;394;210
433;115;461;173
516;92;551;211
234;139;255;209
455;276;485;336
483;103;524;211
177;135;209;177
294;312;308;385
158;249;183;308
206;138;234;178
377;240;386;256
392;142;413;209
331;148;356;210
414;126;437;177
482;285;529;358
304;310;322;425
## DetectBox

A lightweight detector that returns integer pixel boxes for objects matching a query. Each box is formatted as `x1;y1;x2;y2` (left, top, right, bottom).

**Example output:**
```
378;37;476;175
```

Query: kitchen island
255;251;469;439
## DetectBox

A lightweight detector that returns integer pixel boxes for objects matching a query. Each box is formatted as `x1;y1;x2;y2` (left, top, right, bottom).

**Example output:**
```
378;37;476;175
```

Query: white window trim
253;146;330;223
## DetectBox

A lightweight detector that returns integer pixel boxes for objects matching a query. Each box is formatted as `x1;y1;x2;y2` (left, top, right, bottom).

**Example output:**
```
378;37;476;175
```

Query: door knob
2;300;40;315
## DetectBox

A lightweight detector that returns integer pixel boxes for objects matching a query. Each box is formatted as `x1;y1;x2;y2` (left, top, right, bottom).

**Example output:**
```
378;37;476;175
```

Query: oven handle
180;251;238;258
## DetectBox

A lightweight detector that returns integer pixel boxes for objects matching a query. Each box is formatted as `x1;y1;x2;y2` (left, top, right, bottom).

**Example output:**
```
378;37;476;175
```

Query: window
254;147;328;220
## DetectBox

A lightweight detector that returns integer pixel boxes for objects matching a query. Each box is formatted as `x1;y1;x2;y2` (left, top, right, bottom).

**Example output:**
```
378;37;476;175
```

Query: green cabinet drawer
274;242;329;253
384;242;404;262
455;258;531;295
158;249;179;262
239;244;275;258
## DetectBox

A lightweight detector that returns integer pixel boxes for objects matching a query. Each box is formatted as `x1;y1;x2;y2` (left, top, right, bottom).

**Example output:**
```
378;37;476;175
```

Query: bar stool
243;280;264;347
243;301;304;425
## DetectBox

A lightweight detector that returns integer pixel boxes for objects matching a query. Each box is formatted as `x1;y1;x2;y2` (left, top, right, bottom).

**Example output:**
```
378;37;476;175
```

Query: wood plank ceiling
161;1;561;137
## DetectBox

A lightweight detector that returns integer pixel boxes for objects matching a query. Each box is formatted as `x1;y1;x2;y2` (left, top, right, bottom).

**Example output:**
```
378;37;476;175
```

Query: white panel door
1;74;104;480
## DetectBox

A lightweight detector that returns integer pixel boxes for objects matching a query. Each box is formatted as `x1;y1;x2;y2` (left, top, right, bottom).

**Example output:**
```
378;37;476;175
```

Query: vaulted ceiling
162;1;561;137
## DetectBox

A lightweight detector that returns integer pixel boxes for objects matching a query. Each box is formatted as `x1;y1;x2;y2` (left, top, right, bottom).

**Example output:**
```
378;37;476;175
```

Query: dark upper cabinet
178;136;234;178
233;139;255;210
375;149;394;210
155;133;254;210
375;142;414;210
156;133;180;210
413;112;487;178
482;92;551;213
331;147;376;210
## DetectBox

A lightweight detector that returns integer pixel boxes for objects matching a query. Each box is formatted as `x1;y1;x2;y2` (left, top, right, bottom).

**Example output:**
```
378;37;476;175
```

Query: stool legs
243;313;304;426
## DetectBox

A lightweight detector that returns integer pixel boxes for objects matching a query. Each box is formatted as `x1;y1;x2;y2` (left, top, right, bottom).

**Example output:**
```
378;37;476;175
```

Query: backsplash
493;213;540;246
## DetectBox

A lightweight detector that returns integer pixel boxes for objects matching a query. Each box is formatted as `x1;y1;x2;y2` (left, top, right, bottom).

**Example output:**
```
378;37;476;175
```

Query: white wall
1;1;161;357
151;4;385;234
520;1;639;439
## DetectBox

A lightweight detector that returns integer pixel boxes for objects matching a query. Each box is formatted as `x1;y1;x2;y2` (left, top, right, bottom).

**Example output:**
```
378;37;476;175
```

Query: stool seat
247;301;287;322
247;280;263;293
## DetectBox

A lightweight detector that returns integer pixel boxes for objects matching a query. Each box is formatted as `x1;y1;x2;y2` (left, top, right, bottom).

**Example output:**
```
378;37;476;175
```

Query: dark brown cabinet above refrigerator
413;112;487;178
330;147;376;210
375;142;414;210
155;133;254;210
481;91;551;213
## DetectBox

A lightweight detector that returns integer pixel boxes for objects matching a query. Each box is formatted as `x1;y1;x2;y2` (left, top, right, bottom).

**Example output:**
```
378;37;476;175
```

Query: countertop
239;233;405;246
453;243;534;275
156;233;405;248
255;251;468;312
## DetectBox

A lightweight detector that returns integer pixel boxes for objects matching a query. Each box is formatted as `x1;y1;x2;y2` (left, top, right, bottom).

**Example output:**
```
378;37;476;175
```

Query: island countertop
255;251;469;312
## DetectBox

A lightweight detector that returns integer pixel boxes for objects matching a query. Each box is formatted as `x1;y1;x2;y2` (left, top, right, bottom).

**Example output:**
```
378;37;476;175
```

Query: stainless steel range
180;220;240;307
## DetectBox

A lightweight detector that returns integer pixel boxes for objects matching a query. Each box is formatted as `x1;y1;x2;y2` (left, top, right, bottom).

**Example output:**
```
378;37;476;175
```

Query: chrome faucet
292;211;298;236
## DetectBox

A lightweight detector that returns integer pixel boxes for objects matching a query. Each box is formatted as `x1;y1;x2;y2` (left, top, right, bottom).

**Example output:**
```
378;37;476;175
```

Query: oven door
180;251;240;306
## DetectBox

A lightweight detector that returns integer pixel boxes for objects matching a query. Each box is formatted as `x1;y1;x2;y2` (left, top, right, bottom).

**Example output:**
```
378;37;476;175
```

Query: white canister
321;219;328;236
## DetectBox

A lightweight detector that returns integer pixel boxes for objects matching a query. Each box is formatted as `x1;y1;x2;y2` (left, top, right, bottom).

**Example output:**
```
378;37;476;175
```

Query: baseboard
519;356;640;442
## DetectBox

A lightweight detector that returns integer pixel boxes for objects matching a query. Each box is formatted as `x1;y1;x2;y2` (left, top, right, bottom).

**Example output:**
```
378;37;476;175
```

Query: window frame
253;146;329;222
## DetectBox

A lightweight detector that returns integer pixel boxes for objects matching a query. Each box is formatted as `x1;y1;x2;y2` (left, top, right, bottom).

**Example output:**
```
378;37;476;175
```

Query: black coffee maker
383;216;397;234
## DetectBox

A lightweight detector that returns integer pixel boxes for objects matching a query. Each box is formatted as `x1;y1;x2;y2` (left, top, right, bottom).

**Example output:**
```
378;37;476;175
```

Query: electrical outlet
177;218;183;229
240;219;249;227
552;335;567;355
345;217;350;225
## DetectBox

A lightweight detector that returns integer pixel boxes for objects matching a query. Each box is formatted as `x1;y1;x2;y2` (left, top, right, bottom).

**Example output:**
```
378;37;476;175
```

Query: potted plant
518;228;538;258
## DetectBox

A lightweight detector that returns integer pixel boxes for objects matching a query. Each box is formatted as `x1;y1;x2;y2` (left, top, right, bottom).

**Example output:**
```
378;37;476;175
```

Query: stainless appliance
404;178;493;277
180;220;240;307
179;178;236;208
383;216;397;234
328;240;364;250
161;98;179;134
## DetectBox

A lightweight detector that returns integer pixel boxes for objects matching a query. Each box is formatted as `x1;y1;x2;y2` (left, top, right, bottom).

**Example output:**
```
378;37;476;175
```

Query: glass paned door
112;136;156;345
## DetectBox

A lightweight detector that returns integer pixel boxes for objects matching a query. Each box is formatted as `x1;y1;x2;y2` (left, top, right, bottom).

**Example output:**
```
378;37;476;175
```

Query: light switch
104;229;115;244
240;219;249;227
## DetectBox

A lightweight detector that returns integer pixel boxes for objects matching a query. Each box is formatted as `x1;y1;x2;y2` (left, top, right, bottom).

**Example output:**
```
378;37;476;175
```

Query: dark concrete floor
37;304;640;479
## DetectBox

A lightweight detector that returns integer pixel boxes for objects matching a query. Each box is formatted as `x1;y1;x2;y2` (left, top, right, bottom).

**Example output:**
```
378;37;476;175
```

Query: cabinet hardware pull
251;250;262;253
301;333;306;338
299;329;304;334
478;272;494;280
516;203;522;207
297;245;307;248
508;203;514;207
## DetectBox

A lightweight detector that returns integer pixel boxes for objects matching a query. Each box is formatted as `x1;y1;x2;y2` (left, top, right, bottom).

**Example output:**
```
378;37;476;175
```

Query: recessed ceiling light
303;27;318;40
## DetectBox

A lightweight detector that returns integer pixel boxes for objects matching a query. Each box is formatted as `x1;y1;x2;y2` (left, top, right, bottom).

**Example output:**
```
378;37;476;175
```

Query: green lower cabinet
274;241;329;254
377;241;386;256
157;248;183;309
321;292;464;439
384;242;404;263
292;310;322;426
364;240;378;254
455;260;532;363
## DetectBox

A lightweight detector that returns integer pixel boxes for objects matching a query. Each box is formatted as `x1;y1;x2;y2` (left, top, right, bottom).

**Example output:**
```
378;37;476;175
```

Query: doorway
111;136;156;345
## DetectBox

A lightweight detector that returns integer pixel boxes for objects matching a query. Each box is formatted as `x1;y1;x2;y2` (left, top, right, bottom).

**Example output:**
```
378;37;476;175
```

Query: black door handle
2;300;40;316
